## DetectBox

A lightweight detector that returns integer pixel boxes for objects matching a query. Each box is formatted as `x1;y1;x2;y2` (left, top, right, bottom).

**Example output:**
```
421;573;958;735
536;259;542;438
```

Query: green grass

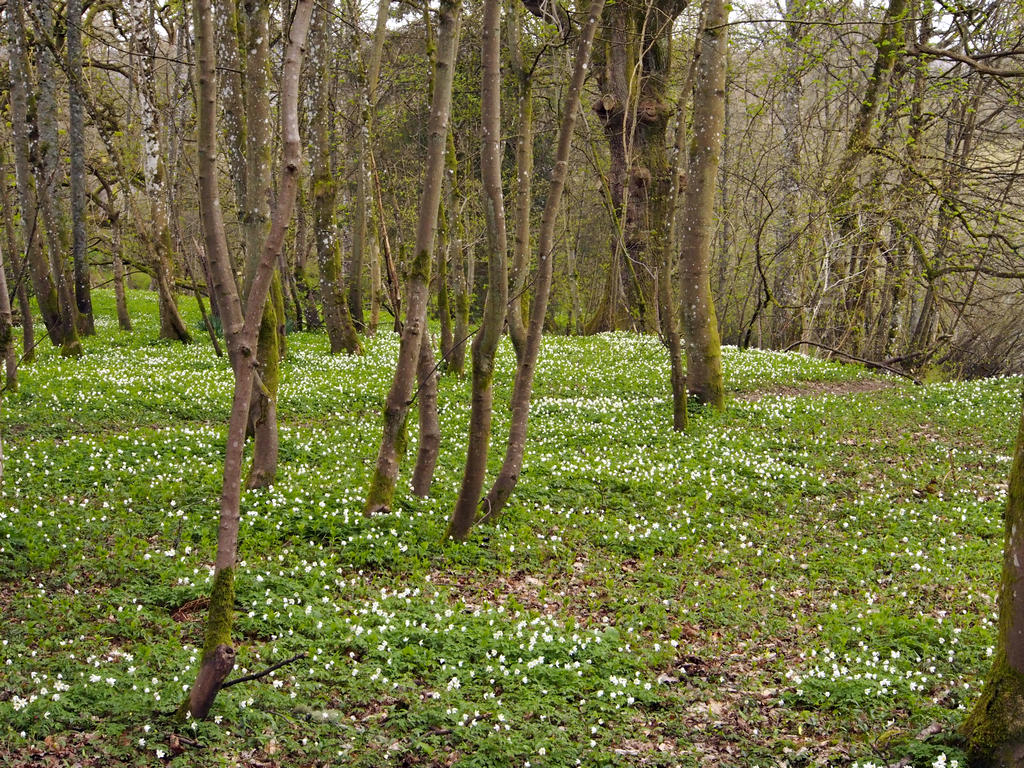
0;289;1010;767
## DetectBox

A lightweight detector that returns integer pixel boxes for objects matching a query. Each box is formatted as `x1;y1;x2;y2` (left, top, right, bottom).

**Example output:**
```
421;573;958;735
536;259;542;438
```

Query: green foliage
0;289;1013;766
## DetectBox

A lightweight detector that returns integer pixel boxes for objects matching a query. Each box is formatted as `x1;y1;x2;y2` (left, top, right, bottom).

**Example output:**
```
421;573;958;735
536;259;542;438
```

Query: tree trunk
67;0;94;336
187;0;313;719
6;0;78;355
436;132;457;362
450;201;470;377
240;0;281;489
678;0;727;410
0;209;17;390
410;330;441;496
507;0;534;362
0;146;33;364
33;0;82;350
961;391;1024;764
447;0;509;539
312;7;362;355
132;0;192;344
365;0;461;515
111;208;133;331
479;0;605;523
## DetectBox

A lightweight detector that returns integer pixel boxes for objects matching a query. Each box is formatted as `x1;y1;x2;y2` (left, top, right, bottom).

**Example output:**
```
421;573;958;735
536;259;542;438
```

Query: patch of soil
736;377;898;402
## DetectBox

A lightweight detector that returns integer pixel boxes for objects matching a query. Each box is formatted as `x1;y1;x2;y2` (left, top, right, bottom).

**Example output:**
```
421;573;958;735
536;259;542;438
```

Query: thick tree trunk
447;0;509;539
479;0;605;522
33;0;82;349
962;393;1024;764
240;0;281;489
365;0;461;515
678;0;727;410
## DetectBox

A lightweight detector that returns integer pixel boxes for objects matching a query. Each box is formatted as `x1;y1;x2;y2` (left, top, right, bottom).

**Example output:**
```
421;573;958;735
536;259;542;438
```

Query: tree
961;390;1024;764
365;0;462;515
6;0;81;357
186;0;313;719
677;0;726;409
477;0;606;525
130;0;193;344
67;0;94;336
447;0;509;539
311;5;362;356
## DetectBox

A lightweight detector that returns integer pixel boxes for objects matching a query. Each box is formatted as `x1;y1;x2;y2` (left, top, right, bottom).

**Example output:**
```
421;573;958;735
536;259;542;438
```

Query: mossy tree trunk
0;144;33;365
6;0;78;356
311;8;362;356
365;0;461;515
962;392;1024;765
187;0;313;719
240;0;282;489
678;0;726;410
447;0;509;540
479;0;605;523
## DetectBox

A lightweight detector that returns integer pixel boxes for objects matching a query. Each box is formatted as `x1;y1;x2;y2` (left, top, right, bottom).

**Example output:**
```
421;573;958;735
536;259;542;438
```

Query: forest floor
0;290;1014;768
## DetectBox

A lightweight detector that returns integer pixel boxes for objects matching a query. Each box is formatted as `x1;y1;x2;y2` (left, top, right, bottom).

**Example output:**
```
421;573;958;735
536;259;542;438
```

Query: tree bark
365;0;461;515
479;0;605;523
131;0;192;344
312;7;362;356
187;0;313;720
67;0;94;336
507;0;534;362
961;390;1024;764
447;0;511;539
0;146;33;364
6;0;78;356
678;0;727;410
410;330;441;496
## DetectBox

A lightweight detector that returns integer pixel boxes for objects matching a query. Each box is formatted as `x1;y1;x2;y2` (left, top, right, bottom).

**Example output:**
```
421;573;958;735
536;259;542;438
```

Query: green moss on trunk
201;567;235;660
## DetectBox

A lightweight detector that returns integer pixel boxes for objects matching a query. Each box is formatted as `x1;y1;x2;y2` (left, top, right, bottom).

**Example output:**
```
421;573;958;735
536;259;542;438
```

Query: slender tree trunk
132;0;192;344
478;0;605;523
0;212;17;390
447;0;511;539
436;133;456;361
0;148;33;363
312;8;362;356
6;0;77;355
450;202;470;377
410;330;441;496
365;0;461;515
660;16;701;433
111;209;133;331
67;0;94;336
187;0;313;719
364;0;390;336
678;0;727;410
507;0;534;362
